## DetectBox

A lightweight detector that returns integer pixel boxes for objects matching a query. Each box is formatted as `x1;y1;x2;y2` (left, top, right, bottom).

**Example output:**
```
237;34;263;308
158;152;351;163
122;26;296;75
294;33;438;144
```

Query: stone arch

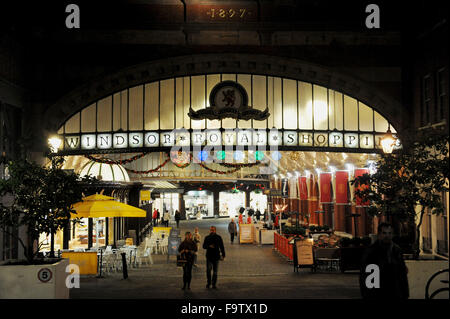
43;53;404;137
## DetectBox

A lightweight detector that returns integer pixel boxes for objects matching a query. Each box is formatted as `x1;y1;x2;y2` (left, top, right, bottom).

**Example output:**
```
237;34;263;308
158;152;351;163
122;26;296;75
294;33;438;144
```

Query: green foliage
339;236;371;248
0;156;97;263
282;225;306;237
353;131;449;219
352;130;449;257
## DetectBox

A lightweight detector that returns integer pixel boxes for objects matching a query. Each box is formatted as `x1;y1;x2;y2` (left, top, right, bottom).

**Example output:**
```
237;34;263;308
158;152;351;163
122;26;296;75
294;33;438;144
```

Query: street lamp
48;136;62;154
47;136;63;257
381;124;396;154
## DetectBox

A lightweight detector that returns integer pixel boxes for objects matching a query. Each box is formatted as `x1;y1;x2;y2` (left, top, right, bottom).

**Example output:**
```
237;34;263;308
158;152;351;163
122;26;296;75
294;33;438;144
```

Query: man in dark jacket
359;222;409;299
202;226;225;289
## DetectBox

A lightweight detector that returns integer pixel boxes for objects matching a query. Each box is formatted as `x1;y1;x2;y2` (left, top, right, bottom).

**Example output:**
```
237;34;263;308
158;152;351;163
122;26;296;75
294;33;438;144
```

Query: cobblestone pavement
70;218;361;299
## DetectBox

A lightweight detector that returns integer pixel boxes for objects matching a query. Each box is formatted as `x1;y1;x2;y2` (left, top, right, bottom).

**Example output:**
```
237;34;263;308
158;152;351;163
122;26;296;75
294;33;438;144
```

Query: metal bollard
121;252;128;279
97;249;104;278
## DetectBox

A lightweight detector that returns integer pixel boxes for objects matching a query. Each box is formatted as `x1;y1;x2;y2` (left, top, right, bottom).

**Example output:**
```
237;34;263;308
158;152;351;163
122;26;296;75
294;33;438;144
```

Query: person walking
255;209;261;221
178;231;197;290
202;226;225;289
164;210;170;227
192;227;201;267
156;209;160;225
228;218;238;244
238;213;243;225
152;209;158;226
175;210;181;228
359;222;409;299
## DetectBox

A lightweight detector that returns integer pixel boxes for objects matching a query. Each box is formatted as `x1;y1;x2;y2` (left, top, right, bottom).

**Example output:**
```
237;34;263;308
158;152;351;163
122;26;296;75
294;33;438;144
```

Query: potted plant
0;155;97;298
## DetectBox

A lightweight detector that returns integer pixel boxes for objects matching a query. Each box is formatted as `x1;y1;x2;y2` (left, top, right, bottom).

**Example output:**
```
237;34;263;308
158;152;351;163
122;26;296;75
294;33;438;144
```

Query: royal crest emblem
188;81;270;121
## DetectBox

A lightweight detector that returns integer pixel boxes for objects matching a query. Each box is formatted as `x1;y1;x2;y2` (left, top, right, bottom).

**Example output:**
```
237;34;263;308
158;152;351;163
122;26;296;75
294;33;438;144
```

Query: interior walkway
70;218;361;299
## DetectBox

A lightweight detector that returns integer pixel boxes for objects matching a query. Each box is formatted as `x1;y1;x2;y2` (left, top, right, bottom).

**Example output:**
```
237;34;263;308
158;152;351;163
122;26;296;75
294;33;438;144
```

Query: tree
0;156;97;263
352;130;449;258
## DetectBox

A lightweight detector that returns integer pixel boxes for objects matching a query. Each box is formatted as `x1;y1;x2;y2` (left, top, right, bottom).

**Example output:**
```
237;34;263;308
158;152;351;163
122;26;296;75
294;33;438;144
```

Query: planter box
339;247;366;272
0;258;70;299
405;259;448;299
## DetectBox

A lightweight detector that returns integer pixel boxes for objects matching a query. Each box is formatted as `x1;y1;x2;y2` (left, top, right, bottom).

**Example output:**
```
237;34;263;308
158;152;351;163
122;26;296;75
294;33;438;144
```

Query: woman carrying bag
178;231;198;290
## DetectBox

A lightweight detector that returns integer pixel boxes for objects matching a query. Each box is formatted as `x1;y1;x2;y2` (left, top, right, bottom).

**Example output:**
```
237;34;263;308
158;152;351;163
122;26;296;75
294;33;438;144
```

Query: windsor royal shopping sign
57;81;399;154
60;129;392;153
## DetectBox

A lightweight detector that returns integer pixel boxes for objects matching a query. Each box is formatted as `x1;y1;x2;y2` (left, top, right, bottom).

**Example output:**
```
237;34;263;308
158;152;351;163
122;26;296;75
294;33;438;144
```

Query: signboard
295;240;314;266
60;130;392;153
61;252;98;275
281;178;288;198
168;236;181;256
125;238;134;246
140;190;151;201
170;228;180;238
239;224;254;244
37;268;53;283
269;189;282;196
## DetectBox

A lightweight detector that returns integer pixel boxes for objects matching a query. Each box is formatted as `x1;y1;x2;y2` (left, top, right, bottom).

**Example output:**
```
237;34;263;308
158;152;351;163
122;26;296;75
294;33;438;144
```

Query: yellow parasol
71;194;146;218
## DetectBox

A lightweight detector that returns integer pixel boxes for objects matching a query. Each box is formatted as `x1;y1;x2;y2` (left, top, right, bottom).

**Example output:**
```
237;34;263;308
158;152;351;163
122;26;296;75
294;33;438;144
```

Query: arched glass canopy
57;73;400;154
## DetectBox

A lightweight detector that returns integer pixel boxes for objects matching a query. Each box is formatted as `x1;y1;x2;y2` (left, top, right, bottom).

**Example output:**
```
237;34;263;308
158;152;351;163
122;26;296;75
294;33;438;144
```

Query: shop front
184;190;214;219
47;70;401;240
219;191;246;217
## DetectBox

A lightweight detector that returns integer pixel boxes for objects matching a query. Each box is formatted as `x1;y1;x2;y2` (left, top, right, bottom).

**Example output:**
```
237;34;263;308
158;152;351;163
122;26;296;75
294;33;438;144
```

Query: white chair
159;236;169;254
147;235;160;254
136;247;153;266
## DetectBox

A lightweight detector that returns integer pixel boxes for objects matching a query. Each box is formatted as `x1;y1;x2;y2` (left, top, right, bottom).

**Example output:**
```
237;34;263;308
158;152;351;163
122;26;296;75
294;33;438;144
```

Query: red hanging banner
335;171;349;204
354;168;370;206
298;177;308;200
319;173;333;203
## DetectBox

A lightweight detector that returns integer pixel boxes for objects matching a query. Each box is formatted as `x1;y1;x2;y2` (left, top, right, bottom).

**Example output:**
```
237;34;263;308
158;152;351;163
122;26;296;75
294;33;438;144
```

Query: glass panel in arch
298;81;312;130
344;95;358;131
81;103;96;132
313;85;328;130
160;79;175;130
267;77;274;128
121;90;128;131
97;96;112;132
58;127;64;134
329;90;343;130
175;77;185;129
238;74;252;129
374;111;396;132
113;93;121;131
283;79;298;129
183;77;191;129
65;112;80;133
252;75;267;129
359;102;373;132
273;77;282;129
144;82;159;130
128;85;143;131
207;74;221;129
191;75;206;130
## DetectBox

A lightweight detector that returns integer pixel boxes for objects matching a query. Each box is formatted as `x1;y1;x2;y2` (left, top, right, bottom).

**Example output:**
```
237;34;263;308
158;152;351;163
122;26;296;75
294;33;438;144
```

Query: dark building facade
0;0;448;259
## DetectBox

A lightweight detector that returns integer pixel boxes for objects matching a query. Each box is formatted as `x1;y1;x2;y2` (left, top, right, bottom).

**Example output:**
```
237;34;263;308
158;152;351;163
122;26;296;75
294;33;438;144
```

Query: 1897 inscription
206;8;252;19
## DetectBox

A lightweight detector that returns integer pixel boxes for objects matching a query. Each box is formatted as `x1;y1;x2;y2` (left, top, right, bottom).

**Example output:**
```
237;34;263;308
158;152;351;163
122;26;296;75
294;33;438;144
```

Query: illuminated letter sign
283;131;297;146
145;132;159;147
81;134;96;150
113;133;128;149
299;132;313;147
